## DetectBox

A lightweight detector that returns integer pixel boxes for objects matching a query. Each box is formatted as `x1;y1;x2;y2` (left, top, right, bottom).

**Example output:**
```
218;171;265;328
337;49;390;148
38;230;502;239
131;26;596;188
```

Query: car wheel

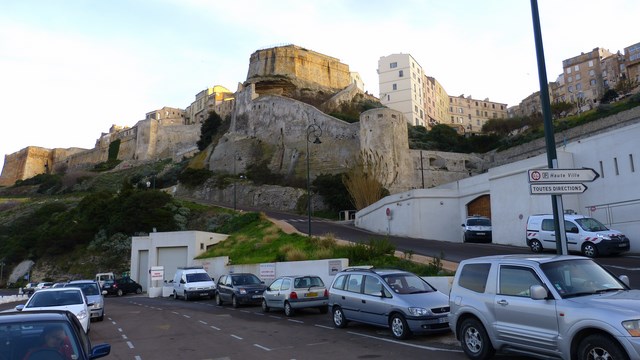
261;299;270;313
284;301;294;317
332;306;348;328
136;287;142;294
117;289;123;297
460;318;495;360
389;314;411;340
529;239;543;253
215;293;222;305
231;295;238;308
318;305;329;314
578;334;628;360
582;242;598;258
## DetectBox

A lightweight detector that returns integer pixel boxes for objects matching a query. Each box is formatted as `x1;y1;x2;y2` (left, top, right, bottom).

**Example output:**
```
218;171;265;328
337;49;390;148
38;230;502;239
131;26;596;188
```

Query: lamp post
233;154;241;211
306;123;322;236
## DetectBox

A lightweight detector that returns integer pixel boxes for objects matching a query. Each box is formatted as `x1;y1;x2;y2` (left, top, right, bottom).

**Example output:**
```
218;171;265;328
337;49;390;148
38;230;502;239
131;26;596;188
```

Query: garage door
138;250;149;291
158;247;188;283
467;195;491;219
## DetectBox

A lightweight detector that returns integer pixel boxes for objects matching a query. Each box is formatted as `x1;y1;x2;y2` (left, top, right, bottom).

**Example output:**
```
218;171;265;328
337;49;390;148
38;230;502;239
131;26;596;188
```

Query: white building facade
378;54;426;127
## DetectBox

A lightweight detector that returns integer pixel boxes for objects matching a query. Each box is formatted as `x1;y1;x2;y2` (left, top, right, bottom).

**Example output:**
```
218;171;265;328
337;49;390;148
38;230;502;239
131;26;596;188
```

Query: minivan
526;214;630;257
172;267;216;301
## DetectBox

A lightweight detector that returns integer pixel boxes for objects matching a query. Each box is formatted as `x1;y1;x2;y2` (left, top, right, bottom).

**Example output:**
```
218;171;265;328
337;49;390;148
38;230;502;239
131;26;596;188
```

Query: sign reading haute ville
527;167;599;195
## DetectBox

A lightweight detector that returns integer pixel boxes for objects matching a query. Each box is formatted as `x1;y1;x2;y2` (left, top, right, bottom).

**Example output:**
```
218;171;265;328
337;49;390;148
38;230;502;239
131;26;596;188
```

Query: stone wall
0;146;85;186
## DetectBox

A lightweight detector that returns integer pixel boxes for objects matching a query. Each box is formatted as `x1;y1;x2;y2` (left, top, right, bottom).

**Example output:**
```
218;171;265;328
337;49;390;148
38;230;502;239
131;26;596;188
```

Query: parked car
102;277;142;297
461;216;492;243
0;310;110;360
215;273;267;308
262;275;329;316
51;282;67;288
34;282;54;292
95;272;114;288
23;282;37;295
172;266;216;301
526;213;630;257
328;267;450;340
64;280;105;321
448;254;640;359
16;287;92;333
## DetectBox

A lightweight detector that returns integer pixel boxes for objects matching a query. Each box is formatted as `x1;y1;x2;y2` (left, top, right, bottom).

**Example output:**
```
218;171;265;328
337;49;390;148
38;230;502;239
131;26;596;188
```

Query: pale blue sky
1;0;639;173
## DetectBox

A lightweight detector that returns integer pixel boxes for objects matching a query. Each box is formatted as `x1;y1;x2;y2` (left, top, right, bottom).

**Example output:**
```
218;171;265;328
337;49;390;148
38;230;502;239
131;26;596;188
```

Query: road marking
134;356;142;360
171;311;179;315
199;320;208;325
269;315;281;319
607;265;640;271
117;328;123;332
347;331;462;353
307;341;328;346
254;344;271;351
127;341;134;349
111;321;117;325
253;312;264;316
183;314;191;318
122;335;128;340
231;334;243;340
240;310;251;314
287;319;304;324
210;325;220;330
314;324;334;330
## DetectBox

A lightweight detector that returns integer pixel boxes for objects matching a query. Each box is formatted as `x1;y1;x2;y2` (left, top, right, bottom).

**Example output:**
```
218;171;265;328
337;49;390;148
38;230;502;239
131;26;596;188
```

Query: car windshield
69;283;100;296
467;218;491;226
232;275;261;285
382;273;434;294
294;276;324;288
186;273;211;282
575;217;609;232
541;259;626;298
0;320;81;358
27;290;83;307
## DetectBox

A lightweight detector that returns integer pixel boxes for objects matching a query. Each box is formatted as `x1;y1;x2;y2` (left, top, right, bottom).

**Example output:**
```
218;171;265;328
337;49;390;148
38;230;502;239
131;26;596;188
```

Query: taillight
323;289;328;297
290;291;298;299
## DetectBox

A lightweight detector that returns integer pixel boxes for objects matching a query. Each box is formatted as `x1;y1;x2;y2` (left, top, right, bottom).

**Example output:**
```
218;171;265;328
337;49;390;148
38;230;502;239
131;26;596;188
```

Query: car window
186;273;211;282
332;275;346;290
269;278;283;291
575;217;609;231
363;275;383;295
541;259;625;298
541;219;554;231
346;275;363;293
467;218;490;226
6;321;82;359
499;265;543;297
281;279;291;291
458;263;491;293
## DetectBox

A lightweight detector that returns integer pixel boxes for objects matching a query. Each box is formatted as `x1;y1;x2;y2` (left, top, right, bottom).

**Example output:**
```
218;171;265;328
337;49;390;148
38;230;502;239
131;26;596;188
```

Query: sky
1;0;639;174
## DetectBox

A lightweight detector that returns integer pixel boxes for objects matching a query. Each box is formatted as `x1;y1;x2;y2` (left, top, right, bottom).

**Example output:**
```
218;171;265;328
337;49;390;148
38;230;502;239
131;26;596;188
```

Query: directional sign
528;168;599;183
530;183;588;195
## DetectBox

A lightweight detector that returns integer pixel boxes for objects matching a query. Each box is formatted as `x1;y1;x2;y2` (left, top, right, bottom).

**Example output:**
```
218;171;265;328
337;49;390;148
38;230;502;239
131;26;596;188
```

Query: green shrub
177;167;213;188
215;212;261;234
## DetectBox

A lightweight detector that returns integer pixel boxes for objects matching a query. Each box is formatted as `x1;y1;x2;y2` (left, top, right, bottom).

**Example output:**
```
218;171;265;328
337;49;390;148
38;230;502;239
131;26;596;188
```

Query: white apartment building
378;54;426;127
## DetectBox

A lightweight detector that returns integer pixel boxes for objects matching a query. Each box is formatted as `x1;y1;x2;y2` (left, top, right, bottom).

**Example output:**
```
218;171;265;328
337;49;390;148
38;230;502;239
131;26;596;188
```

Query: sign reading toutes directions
528;168;599;195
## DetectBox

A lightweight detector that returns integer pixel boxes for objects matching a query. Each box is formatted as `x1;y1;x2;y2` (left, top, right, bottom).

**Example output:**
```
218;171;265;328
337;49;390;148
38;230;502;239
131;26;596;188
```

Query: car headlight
622;320;640;336
239;288;247;294
77;310;88;320
597;233;612;240
408;307;429;316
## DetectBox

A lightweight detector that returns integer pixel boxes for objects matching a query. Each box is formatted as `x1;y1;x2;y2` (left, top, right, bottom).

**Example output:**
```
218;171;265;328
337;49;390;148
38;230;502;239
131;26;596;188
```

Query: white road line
314;324;334;330
240;310;251;313
253;344;272;351
346;331;462;352
117;328;123;332
287;319;304;324
171;311;179;315
127;341;134;349
253;312;264;316
210;325;221;330
111;321;117;325
183;314;191;318
122;335;128;340
231;334;243;340
269;315;281;319
199;320;208;325
607;265;640;271
134;356;142;360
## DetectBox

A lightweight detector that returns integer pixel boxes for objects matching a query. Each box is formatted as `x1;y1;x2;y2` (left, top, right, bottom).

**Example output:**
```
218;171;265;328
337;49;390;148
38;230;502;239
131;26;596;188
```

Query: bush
177;167;213;188
215;212;261;234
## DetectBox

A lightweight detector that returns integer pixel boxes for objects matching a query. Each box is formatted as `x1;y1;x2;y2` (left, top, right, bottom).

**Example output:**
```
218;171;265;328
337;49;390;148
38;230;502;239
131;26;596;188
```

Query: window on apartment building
501;105;504;110
399;70;404;77
568;85;573;93
476;119;480;125
475;101;479;106
493;112;497;118
387;95;390;101
590;79;597;86
449;106;453;112
390;62;397;68
620;64;626;72
451;116;455;123
576;83;582;91
630;154;635;173
568;76;573;83
392;83;397;90
458;107;464;114
492;104;495;109
468;114;471;119
484;111;488;116
576;74;581;80
415;105;418;112
476;110;480;115
604;79;609;87
483;103;487;107
589;69;595;77
588;60;594;67
614;157;619;175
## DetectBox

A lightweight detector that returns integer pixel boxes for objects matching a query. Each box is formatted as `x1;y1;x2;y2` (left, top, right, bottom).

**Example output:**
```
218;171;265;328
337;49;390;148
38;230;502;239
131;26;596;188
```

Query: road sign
528;168;599;183
530;183;588;195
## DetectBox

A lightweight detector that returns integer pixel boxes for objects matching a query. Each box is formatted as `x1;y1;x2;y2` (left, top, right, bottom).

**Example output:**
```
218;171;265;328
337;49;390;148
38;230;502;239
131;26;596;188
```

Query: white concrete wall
356;121;640;253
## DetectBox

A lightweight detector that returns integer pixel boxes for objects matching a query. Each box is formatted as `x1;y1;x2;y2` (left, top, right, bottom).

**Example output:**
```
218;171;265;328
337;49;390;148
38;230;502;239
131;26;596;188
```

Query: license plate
305;292;318;297
476;233;485;236
619;243;627;247
252;295;263;299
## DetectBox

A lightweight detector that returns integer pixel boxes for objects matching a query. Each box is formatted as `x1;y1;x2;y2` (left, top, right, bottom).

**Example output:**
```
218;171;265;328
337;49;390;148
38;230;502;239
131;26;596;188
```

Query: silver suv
328;267;450;339
449;254;640;359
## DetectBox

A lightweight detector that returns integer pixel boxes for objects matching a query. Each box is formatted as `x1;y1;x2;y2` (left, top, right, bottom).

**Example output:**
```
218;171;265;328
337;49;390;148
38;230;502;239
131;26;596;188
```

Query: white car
16;287;92;333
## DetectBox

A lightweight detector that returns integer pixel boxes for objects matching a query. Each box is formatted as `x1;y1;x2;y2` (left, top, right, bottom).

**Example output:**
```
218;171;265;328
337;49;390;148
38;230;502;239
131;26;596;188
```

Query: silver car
262;275;328;316
65;280;105;322
328;267;450;340
449;254;640;359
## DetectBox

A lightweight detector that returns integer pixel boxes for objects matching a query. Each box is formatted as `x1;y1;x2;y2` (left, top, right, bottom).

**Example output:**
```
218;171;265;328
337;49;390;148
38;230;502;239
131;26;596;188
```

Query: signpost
530;183;588;195
528;168;599;183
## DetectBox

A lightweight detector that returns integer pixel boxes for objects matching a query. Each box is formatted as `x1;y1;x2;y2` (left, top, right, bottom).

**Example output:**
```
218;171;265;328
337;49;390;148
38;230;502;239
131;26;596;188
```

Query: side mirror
619;275;630;287
530;285;548;300
15;304;25;311
461;224;465;227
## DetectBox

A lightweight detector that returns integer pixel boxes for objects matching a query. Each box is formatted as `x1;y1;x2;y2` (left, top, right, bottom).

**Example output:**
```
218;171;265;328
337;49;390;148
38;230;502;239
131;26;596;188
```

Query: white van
526;214;630;257
172;267;216;301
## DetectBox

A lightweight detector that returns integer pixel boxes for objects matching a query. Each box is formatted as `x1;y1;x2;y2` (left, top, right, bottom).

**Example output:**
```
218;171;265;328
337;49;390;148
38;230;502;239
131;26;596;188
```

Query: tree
343;154;388;210
313;173;354;211
197;112;223;150
600;89;619;104
615;78;638;95
550;101;575;118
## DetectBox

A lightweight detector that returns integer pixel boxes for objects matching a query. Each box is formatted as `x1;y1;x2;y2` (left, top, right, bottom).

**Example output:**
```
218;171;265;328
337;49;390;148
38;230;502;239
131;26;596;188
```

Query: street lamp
233;154;241;211
306;123;322;236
